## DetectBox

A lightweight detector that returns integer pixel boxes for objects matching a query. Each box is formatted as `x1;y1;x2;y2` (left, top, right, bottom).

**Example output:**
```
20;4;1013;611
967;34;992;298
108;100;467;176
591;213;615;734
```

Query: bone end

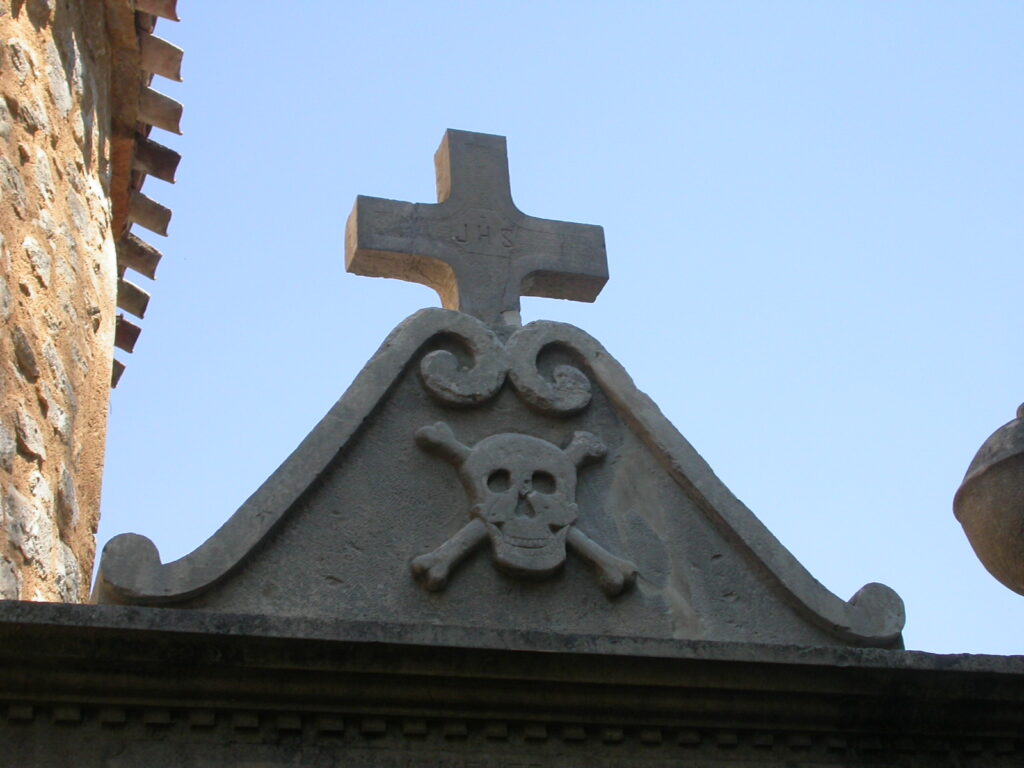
411;554;450;591
567;527;637;598
565;431;607;467
597;560;638;597
415;421;470;464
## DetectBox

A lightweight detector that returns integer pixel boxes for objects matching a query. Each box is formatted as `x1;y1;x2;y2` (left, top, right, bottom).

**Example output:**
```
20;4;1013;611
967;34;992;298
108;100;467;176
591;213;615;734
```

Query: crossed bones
411;422;638;596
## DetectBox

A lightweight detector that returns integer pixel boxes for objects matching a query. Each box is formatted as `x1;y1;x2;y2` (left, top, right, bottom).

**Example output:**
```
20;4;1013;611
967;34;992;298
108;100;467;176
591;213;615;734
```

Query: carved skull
416;423;606;577
468;433;582;575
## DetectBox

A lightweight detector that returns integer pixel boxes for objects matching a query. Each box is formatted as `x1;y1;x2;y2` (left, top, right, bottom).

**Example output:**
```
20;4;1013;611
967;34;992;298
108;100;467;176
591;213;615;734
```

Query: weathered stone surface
5;492;27;557
40;337;63;378
347;129;607;326
55;464;78;530
0;422;15;471
955;403;1024;595
14;409;45;462
33;147;54;201
0;0;119;602
6;37;35;84
161;131;898;647
0;557;18;599
0;155;27;218
55;540;80;601
55;251;75;284
44;38;71;116
7;485;54;565
412;422;636;595
26;0;55;27
47;397;69;443
12;325;40;380
23;235;51;286
15;407;45;461
29;468;52;508
0;270;9;322
34;206;53;238
54;366;76;411
66;186;87;232
15;94;48;133
0;96;12;140
68;338;89;374
70;106;84;147
96;309;904;648
2;601;1024;768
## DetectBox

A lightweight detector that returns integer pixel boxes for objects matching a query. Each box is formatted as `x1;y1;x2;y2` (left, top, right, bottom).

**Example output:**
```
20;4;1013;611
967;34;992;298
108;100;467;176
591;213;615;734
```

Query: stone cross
345;129;608;326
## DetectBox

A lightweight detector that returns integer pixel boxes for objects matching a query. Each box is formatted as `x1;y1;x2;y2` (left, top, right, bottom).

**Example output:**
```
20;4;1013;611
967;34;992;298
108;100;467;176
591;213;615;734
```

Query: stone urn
954;404;1024;595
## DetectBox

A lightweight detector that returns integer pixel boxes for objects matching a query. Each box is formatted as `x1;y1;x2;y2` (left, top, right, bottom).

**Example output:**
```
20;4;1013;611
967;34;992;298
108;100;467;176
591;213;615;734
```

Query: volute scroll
506;322;594;416
415;316;597;416
418;313;509;407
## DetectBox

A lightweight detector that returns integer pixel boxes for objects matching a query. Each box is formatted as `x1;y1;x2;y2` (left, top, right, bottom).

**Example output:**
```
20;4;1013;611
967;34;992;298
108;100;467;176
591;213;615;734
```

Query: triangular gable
94;308;904;648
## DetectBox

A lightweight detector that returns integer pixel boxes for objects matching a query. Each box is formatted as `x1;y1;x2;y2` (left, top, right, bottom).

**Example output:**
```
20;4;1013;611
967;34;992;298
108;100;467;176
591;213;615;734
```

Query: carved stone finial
345;129;608;327
954;403;1024;596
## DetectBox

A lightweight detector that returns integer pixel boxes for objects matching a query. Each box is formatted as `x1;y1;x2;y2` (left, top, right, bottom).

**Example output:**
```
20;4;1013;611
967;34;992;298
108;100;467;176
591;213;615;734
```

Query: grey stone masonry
95;130;905;650
346;129;607;326
22;126;1024;766
1;601;1024;768
94;307;905;648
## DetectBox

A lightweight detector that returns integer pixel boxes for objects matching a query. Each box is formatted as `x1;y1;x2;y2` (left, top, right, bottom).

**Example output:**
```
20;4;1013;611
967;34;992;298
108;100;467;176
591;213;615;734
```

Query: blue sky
100;2;1023;653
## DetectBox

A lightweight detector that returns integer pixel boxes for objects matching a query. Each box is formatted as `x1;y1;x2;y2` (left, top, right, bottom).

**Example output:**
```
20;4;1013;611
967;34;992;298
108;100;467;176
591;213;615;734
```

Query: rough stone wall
0;1;118;601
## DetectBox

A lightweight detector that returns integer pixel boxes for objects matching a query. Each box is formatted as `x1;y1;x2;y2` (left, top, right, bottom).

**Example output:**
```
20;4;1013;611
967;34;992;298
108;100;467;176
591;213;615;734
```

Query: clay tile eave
103;0;181;386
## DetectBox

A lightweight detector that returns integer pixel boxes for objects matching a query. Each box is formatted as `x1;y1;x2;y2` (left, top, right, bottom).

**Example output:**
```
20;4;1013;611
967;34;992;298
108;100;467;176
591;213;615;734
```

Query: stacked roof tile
111;0;182;386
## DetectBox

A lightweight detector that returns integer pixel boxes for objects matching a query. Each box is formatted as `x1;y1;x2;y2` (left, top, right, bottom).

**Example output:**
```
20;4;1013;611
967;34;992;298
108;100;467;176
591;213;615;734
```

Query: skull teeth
504;535;555;549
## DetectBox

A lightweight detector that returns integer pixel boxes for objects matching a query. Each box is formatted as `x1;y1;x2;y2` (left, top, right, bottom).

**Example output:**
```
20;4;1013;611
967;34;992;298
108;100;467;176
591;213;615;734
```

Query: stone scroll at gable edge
93;309;905;646
92;309;501;605
505;320;905;646
576;333;906;646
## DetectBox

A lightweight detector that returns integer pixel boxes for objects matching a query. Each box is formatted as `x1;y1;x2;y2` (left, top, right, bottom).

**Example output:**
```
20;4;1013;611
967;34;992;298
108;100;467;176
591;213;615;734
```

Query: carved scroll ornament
418;320;593;416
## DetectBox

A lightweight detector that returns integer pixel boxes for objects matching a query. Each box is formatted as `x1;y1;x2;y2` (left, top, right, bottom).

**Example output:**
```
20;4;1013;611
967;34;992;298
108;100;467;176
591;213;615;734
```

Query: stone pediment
94;308;905;648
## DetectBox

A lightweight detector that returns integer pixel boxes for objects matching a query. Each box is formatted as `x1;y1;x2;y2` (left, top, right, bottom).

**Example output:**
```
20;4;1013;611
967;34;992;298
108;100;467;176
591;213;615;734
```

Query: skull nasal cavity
532;471;556;494
487;469;511;492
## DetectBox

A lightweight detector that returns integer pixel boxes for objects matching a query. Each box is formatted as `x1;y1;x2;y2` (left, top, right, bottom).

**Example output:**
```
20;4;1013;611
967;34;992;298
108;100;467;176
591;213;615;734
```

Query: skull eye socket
531;471;556;494
487;469;511;492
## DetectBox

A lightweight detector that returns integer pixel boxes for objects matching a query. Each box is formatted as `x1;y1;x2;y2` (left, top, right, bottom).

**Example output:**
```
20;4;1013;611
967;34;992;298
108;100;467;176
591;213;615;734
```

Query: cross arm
345;195;459;309
515;214;607;303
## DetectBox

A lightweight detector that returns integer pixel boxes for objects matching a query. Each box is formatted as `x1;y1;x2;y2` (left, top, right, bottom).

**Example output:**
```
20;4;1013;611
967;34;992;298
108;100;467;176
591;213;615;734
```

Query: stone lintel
0;600;1022;766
